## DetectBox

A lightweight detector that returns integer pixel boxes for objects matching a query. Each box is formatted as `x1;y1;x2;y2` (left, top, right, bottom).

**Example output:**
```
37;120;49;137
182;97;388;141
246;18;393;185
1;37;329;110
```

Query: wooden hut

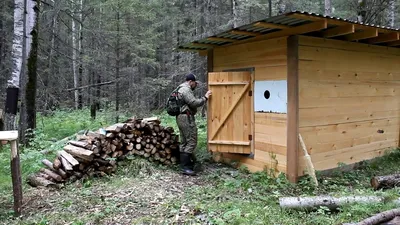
177;11;400;182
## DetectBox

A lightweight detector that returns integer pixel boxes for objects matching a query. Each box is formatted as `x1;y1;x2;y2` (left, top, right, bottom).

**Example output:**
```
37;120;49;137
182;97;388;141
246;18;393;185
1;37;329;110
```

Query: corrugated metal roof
177;11;400;51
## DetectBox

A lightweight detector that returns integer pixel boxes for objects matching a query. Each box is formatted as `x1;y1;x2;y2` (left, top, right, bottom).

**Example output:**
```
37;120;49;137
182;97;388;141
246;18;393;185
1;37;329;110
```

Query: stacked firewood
27;117;180;188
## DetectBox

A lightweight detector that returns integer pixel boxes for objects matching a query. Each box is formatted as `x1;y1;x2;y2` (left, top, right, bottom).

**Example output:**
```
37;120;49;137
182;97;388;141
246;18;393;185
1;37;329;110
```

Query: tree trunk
77;0;83;109
5;0;26;131
231;0;238;28
279;196;395;210
371;174;400;190
24;0;40;143
325;0;332;16
268;0;272;17
44;0;58;111
342;208;400;225
357;0;367;23
115;4;121;123
388;0;395;27
71;0;79;110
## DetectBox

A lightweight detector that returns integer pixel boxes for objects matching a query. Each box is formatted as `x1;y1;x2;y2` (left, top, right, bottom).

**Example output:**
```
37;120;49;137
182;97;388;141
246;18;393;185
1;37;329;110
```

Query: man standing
176;73;212;176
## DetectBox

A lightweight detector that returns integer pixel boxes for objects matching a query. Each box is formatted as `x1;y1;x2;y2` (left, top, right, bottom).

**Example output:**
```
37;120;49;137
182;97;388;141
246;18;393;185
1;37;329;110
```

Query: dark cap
185;73;197;82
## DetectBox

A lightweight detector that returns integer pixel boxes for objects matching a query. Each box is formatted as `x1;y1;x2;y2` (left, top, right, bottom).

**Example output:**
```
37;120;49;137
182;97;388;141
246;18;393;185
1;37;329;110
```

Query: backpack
165;86;184;116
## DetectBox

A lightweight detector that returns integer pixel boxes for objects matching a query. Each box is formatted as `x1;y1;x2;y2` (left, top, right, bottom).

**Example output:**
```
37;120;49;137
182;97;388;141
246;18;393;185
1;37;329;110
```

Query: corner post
287;35;299;183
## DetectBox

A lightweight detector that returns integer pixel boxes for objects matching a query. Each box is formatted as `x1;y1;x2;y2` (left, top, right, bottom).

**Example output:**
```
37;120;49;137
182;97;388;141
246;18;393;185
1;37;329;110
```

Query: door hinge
248;135;253;141
248;90;252;96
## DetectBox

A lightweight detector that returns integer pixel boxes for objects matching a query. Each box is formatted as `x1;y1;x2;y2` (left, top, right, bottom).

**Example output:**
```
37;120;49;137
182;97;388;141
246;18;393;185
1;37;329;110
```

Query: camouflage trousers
176;114;198;154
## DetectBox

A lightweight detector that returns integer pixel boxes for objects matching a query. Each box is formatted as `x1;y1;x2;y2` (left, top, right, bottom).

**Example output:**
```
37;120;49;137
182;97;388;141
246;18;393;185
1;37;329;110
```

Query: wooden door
207;72;253;154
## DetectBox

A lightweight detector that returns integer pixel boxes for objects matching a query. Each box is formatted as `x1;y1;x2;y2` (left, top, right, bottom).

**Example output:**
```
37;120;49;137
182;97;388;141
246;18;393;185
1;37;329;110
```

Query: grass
0;108;400;225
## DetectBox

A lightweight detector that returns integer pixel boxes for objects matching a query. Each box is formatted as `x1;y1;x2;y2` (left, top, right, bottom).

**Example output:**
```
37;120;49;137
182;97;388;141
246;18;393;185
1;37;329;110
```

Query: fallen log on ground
27;116;180;188
279;196;400;210
342;208;400;225
371;174;400;190
27;174;59;188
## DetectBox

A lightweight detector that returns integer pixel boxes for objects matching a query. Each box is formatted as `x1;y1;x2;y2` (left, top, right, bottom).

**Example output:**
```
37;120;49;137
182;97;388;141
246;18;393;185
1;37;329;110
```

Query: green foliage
1;110;400;225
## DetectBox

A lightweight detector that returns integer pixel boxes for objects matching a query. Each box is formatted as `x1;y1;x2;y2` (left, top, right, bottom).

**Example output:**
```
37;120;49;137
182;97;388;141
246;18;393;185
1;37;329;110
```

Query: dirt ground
0;163;228;225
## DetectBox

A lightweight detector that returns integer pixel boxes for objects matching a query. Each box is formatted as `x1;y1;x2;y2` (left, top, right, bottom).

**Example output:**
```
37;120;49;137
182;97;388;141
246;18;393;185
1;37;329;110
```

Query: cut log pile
27;117;180;188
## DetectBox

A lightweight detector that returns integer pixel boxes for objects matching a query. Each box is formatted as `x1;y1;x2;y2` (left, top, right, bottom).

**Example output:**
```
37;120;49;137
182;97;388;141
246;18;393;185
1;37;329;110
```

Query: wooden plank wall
298;36;400;175
212;37;288;174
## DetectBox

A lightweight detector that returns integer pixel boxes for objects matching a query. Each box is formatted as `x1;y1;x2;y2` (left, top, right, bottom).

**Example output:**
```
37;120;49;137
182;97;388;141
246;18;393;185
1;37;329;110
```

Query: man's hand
205;90;212;99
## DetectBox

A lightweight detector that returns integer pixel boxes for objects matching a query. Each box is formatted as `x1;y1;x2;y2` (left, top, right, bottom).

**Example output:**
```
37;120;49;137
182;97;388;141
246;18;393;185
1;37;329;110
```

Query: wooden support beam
208;140;250;146
177;48;205;53
10;139;22;216
388;40;400;46
257;20;327;41
367;32;399;44
208;81;249;85
253;22;291;30
225;20;327;47
287;12;392;34
198;50;208;56
230;30;260;36
322;24;355;38
191;43;219;48
287;36;299;183
207;37;237;42
343;29;378;41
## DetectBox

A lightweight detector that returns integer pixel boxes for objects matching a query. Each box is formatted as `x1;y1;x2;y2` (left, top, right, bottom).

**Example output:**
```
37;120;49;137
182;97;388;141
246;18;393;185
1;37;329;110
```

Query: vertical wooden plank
250;71;255;154
10;140;22;215
287;35;299;183
207;50;213;153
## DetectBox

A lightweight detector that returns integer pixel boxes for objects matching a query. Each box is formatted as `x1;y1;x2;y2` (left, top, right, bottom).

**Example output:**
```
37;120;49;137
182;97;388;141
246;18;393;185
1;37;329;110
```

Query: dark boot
180;152;196;176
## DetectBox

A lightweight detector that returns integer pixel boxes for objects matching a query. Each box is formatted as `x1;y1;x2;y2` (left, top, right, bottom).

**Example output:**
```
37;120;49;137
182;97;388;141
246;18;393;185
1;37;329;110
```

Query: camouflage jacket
177;82;207;115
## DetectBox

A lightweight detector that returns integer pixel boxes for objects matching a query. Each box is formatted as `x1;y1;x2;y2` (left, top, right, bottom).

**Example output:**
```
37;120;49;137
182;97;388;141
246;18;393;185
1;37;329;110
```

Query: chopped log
126;143;134;150
342;208;400;225
142;117;160;123
171;157;177;164
371;174;400;190
279;196;386;210
105;123;125;133
41;159;67;179
37;172;52;180
42;159;56;171
59;155;73;171
86;131;106;140
59;150;80;167
27;174;58;188
53;157;61;170
64;144;94;161
68;140;90;149
40;168;63;182
30;116;182;188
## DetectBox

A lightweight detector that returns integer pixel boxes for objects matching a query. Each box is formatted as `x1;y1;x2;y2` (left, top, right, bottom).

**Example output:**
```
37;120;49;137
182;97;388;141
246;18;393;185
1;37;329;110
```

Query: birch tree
388;0;395;27
325;0;332;16
4;0;26;130
231;0;239;28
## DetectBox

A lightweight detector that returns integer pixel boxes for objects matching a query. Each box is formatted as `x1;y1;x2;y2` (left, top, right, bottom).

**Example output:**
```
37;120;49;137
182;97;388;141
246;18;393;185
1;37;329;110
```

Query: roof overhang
177;11;400;54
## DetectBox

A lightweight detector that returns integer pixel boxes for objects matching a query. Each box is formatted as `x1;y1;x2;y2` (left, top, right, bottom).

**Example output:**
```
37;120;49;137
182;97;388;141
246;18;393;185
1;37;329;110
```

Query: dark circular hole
264;90;270;99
